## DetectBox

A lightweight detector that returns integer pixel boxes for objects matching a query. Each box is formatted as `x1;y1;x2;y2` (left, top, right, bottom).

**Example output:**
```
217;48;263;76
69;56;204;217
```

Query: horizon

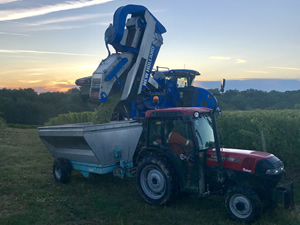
1;78;299;94
1;0;300;92
194;78;300;92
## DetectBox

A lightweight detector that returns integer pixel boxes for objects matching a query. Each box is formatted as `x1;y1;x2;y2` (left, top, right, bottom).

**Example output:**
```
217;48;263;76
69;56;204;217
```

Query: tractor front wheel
53;158;72;183
136;156;178;205
225;186;262;223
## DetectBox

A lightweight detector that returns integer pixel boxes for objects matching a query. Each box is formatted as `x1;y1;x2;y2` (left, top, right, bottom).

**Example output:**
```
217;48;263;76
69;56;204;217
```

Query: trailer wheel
53;158;72;183
136;156;178;205
225;186;262;223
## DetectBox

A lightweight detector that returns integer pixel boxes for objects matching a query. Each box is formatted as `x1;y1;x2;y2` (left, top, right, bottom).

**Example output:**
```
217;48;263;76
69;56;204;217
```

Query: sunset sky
0;0;299;92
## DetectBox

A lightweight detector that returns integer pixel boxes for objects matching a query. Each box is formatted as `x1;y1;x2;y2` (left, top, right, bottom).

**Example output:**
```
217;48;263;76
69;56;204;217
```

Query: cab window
148;119;162;146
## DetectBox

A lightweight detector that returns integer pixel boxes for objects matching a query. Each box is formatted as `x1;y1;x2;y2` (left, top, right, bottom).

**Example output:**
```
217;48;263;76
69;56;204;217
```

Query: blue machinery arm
106;5;166;53
75;5;221;118
87;4;166;103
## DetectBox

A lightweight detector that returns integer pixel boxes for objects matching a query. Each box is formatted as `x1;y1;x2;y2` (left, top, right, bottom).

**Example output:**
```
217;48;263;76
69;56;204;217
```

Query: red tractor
134;107;293;223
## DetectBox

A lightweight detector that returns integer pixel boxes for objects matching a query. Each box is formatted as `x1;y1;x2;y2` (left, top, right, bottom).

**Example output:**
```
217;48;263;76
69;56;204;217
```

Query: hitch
272;181;295;209
113;147;135;178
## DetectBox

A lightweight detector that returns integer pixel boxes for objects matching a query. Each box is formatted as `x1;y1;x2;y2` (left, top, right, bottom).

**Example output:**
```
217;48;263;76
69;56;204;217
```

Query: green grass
7;123;39;129
0;127;299;225
0;117;5;128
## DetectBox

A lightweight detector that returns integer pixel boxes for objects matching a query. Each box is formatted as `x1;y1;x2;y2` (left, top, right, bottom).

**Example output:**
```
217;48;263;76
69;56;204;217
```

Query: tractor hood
206;148;283;175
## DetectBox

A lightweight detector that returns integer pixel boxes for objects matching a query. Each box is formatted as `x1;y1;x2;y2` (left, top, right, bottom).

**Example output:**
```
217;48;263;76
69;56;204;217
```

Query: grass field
0;127;299;225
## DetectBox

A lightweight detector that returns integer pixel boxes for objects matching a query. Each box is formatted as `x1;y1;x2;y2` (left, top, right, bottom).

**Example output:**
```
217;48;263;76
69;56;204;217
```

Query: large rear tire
136;156;178;205
53;158;72;184
225;186;262;223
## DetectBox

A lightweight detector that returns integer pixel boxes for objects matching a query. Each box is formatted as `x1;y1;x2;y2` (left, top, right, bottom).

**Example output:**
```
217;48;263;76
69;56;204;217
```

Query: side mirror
220;79;226;93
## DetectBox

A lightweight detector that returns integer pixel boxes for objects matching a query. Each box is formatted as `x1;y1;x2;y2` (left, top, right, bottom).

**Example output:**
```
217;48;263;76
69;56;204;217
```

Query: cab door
163;118;199;190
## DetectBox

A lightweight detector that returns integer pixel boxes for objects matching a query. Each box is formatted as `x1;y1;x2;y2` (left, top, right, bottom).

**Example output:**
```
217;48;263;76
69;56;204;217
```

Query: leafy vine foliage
217;110;300;167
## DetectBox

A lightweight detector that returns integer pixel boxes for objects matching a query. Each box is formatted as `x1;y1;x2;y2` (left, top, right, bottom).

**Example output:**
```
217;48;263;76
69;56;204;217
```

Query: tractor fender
224;169;238;185
222;169;258;191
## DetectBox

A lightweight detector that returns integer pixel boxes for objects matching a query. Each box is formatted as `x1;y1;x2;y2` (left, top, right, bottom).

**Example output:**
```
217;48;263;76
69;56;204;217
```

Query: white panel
121;10;157;100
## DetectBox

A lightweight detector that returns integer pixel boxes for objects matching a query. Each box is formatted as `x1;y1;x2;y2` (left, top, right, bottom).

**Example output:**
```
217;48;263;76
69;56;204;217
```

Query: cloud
0;0;114;21
0;49;98;57
0;68;41;75
209;56;246;64
268;67;300;71
45;80;77;92
235;58;246;64
18;80;42;84
26;73;48;76
209;56;231;60
0;31;30;37
246;71;269;74
24;21;110;31
1;15;111;32
28;13;112;26
27;24;83;31
51;81;73;85
28;80;43;84
0;0;20;4
15;79;77;92
89;21;111;26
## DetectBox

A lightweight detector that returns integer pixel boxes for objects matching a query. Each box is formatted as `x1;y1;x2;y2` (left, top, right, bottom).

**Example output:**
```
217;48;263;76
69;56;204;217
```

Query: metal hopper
38;120;143;168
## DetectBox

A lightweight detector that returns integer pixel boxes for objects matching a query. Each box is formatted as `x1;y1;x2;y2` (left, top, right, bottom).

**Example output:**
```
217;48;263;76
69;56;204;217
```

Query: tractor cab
148;69;220;111
143;107;216;193
152;69;200;88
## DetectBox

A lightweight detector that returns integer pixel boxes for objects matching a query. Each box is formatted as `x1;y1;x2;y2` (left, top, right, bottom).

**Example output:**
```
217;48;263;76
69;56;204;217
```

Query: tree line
0;88;299;125
210;88;300;111
0;88;91;125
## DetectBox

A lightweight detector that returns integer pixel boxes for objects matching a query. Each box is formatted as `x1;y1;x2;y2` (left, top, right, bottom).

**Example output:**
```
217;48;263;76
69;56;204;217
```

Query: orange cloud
43;80;77;92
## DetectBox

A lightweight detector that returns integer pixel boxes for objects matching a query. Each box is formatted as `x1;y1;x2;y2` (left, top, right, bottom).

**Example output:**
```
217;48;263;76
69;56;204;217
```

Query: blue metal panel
191;88;218;109
105;58;128;81
141;44;161;91
167;79;181;107
130;100;136;118
159;69;200;76
71;161;118;175
100;92;108;102
106;4;166;52
70;161;134;177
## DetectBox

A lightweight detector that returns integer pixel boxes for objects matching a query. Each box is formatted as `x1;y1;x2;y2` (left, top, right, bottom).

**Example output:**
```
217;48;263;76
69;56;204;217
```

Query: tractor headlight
266;165;284;175
193;111;199;118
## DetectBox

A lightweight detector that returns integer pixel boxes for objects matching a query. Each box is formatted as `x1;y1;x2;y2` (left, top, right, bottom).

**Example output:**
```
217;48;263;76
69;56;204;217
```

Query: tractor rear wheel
136;155;178;205
53;158;72;183
225;186;262;223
